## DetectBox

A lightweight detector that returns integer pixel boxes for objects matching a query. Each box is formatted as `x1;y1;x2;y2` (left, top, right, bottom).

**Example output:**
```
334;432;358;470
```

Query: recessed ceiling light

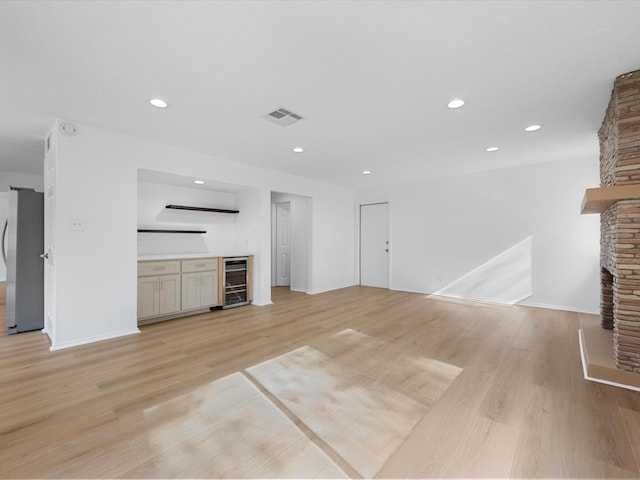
525;124;542;132
486;146;500;152
362;170;372;175
292;147;304;153
447;99;465;109
193;180;205;185
149;98;169;108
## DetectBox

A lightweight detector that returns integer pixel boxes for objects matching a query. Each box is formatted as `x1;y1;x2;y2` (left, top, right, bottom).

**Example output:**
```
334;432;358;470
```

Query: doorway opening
271;192;311;293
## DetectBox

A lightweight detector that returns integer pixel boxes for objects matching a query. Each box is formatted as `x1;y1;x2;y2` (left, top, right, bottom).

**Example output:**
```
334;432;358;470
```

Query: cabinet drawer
181;258;217;273
138;260;181;277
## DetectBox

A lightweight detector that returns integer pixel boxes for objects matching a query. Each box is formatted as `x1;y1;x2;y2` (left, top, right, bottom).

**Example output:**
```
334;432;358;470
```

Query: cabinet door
200;270;218;306
181;272;201;311
137;276;159;319
159;274;181;315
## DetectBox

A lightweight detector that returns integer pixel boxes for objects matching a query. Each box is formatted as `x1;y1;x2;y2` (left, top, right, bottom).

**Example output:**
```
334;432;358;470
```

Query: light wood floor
1;286;639;478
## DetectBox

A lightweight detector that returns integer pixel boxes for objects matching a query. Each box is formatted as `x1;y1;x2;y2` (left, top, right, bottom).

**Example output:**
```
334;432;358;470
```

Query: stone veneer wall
598;69;640;373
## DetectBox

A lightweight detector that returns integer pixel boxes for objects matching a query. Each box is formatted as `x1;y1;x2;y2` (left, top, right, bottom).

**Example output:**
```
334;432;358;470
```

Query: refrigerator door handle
2;220;7;266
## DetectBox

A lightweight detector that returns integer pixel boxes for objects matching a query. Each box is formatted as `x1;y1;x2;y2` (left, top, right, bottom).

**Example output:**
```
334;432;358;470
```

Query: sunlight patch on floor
127;372;347;478
122;329;462;478
247;328;463;477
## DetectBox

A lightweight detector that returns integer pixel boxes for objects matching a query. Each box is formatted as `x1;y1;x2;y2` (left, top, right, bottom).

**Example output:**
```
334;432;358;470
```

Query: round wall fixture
447;99;465;109
60;122;78;136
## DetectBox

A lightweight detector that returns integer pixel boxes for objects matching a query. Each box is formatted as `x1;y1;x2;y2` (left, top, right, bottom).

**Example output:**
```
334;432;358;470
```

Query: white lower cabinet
137;257;218;324
137;276;159;319
137;273;181;319
181;258;218;311
181;270;218;310
158;274;181;315
201;270;218;306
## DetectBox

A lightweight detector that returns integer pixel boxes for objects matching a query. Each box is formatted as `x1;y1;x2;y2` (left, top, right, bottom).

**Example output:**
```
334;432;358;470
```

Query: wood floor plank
443;415;520;478
477;345;538;427
376;367;497;477
509;384;571;477
0;286;639;478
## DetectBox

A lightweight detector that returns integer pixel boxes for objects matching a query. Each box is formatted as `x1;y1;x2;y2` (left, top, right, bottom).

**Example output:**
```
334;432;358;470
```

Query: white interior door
276;202;291;287
360;202;389;288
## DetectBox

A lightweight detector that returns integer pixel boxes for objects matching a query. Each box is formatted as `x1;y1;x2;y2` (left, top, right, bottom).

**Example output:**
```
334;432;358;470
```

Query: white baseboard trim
394;286;599;314
308;283;357;296
251;300;273;306
518;301;599;315
49;328;140;351
430;291;517;306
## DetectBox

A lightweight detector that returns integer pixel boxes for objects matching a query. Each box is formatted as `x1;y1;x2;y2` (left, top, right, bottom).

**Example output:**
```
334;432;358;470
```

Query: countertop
138;253;253;261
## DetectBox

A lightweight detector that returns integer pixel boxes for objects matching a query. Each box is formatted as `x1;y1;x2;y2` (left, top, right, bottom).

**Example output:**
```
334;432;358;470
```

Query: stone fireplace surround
598;69;640;373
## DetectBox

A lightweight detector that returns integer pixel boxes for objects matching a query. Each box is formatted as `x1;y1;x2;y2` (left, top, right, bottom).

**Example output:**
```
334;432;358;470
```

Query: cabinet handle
160;279;163;291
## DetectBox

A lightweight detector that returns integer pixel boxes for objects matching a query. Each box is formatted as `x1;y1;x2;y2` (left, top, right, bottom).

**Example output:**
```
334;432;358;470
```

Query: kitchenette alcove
580;68;640;390
136;170;258;325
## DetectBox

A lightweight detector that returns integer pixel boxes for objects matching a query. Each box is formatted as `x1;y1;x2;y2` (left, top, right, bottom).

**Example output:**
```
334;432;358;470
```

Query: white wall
137;180;239;255
50;120;355;349
234;187;269;303
310;192;357;295
271;192;311;292
0;171;44;192
356;157;601;313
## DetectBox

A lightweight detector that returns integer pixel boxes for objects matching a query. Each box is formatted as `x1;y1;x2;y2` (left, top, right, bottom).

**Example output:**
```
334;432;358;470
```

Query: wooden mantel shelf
581;185;640;214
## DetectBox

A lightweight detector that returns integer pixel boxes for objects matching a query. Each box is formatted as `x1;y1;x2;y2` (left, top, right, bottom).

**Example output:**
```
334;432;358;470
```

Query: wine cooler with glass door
222;257;250;308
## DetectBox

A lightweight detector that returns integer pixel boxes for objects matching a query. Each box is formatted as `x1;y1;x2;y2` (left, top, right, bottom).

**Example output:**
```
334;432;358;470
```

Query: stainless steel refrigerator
2;187;44;334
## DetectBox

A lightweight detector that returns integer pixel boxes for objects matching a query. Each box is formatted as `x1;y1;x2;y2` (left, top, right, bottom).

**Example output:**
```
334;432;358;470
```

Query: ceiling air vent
263;107;304;127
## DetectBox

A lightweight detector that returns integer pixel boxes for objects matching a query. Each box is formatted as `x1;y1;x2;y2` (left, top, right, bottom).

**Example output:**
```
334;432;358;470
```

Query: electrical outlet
68;218;86;231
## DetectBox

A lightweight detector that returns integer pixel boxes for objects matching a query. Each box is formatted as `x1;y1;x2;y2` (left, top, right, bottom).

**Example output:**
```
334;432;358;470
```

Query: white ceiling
1;0;640;189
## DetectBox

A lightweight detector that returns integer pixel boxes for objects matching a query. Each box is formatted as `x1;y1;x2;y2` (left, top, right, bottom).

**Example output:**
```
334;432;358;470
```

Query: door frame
43;127;56;342
356;199;391;287
270;192;312;293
